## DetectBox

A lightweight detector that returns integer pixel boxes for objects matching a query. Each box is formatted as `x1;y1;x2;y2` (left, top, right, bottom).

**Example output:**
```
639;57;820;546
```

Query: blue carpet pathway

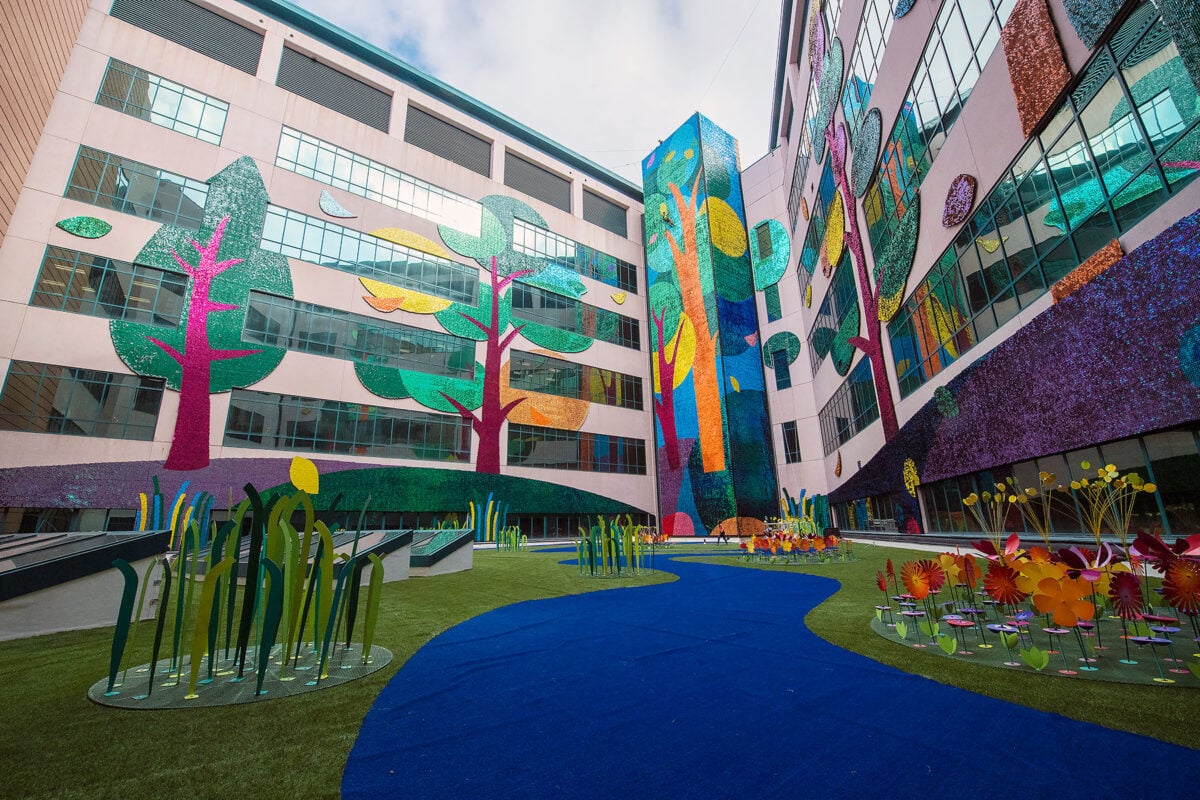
344;556;1200;799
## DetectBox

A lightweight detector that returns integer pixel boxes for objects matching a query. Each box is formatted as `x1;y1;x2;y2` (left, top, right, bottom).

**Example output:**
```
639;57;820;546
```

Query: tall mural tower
642;114;778;537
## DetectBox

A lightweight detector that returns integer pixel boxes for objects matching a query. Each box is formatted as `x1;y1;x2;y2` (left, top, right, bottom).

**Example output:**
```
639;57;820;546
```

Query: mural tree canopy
111;157;292;470
358;195;595;473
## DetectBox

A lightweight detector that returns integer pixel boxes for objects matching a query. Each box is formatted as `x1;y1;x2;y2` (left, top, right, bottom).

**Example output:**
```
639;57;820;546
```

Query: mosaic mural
642;114;778;536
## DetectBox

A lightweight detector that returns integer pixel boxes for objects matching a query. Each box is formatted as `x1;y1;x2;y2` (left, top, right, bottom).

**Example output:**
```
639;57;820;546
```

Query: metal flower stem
1089;587;1104;649
1120;616;1135;664
1072;627;1090;663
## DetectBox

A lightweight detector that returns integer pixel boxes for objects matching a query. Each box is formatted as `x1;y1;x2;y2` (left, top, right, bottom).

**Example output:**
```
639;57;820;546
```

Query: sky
287;0;784;187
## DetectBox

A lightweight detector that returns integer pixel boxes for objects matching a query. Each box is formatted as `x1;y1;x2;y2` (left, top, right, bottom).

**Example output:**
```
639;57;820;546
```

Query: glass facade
0;360;163;441
839;0;895;141
508;350;643;410
242;292;476;377
224;388;471;461
29;246;186;327
818;358;879;455
512;219;638;294
920;424;1199;538
510;284;640;350
260;205;479;304
97;59;228;144
275;127;483;235
797;163;837;295
65;146;208;228
889;4;1200;396
507;423;647;474
864;0;1016;255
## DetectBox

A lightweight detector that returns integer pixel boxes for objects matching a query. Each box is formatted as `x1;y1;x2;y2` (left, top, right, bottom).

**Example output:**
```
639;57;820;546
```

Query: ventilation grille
404;107;492;177
277;46;391;132
582;190;627;237
504;152;571;212
109;0;263;74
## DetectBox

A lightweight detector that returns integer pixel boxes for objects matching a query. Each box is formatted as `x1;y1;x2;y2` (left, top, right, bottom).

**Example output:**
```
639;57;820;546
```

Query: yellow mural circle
704;197;748;258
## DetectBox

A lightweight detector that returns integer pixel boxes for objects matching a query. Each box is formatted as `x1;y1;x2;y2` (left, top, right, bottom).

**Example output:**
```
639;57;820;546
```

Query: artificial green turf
686;543;1200;751
0;550;673;800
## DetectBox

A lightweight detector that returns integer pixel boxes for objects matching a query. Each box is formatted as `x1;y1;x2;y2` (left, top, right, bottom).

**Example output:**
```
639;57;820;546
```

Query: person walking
715;522;730;544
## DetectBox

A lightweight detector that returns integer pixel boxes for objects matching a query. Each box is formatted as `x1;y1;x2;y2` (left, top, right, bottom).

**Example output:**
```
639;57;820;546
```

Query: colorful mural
642;114;778;536
111;157;293;470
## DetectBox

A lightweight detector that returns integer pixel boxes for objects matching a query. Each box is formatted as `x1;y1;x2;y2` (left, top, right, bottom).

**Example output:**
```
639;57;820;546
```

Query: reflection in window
817;358;878;454
887;3;1200;396
29;246;186;327
510;284;640;350
807;256;858;374
242;292;475;377
223;388;471;461
97;59;228;144
840;0;896;141
0;360;163;441
260;206;479;304
506;423;646;474
509;350;643;410
65;146;208;229
512;219;637;293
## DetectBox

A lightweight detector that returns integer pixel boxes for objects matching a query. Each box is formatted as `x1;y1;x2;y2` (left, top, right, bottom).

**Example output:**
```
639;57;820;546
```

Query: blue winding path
343;556;1200;799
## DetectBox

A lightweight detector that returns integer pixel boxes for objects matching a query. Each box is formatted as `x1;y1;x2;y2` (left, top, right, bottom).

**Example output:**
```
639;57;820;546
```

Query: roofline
240;0;644;203
768;0;805;151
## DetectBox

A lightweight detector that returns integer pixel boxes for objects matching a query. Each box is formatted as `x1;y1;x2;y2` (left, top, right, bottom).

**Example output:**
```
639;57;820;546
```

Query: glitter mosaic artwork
1062;0;1125;48
1002;0;1073;138
56;215;112;238
110;157;292;471
642;114;779;537
801;197;809;221
763;331;802;369
851;109;882;198
828;208;1200;505
902;458;919;497
750;218;791;290
1159;0;1200;90
874;194;920;322
941;174;977;228
933;386;959;419
822;191;845;273
893;0;917;19
1051;239;1124;302
318;189;356;218
832;301;859;377
835;451;843;477
812;38;845;165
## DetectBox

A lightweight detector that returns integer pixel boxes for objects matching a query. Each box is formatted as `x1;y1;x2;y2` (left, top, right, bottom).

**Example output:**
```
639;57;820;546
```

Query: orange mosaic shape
1001;0;1072;138
1051;239;1124;303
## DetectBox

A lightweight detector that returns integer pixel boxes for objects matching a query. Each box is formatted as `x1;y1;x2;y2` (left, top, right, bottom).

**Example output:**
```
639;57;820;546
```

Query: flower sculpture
983;562;1028;606
1108;571;1145;619
1015;559;1066;596
901;559;946;600
1032;575;1096;627
1163;559;1200;615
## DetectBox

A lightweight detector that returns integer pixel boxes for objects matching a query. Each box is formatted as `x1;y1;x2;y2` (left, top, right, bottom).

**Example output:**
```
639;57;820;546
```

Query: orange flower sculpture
1163;559;1200;615
1108;571;1144;620
813;536;827;553
1015;559;1067;596
900;559;945;600
983;562;1027;606
959;554;980;590
1032;575;1095;627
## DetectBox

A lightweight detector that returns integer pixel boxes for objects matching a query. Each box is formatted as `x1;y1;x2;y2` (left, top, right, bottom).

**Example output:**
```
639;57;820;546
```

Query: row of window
508;350;643;411
817;358;879;456
225;388;471;462
807;257;858;375
864;0;1017;257
65;146;208;229
97;58;228;145
242;292;476;377
509;284;641;350
838;0;896;143
511;218;637;293
506;423;647;475
0;360;163;441
919;425;1200;539
30;246;187;327
889;4;1200;396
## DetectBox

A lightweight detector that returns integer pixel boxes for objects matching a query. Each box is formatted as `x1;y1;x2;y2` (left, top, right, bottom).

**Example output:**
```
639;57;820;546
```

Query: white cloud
287;0;782;187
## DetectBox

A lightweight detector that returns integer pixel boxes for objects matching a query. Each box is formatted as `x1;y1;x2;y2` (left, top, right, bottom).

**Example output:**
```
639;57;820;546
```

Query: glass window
65;146;208;229
817;358;879;454
506;424;646;474
96;59;228;144
782;420;801;463
29;246;187;326
0;360;163;441
772;348;792;390
508;350;643;410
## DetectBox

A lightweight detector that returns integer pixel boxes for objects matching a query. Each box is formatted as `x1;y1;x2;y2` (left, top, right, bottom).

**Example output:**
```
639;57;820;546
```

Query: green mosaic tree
111;158;292;470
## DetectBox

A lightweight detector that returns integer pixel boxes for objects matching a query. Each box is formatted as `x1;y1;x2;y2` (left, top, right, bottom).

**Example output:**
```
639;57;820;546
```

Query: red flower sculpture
1108;571;1144;620
1163;559;1200;615
959;554;980;589
983;562;1028;606
875;570;888;593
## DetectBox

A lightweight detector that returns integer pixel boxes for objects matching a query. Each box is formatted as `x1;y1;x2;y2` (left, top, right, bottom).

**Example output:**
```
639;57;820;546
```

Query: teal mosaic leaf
832;302;859;376
318;189;355;218
875;193;920;322
1157;0;1200;91
851;109;882;198
353;362;413;400
402;368;483;413
519;263;586;299
812;38;844;164
439;206;506;264
811;327;835;360
56;215;112;238
519;320;593;354
894;0;917;18
1061;0;1125;49
750;218;791;290
934;386;959;418
762;331;801;367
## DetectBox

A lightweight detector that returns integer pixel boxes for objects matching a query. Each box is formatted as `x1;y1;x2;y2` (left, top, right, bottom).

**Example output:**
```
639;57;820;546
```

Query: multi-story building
746;0;1200;537
0;0;653;535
